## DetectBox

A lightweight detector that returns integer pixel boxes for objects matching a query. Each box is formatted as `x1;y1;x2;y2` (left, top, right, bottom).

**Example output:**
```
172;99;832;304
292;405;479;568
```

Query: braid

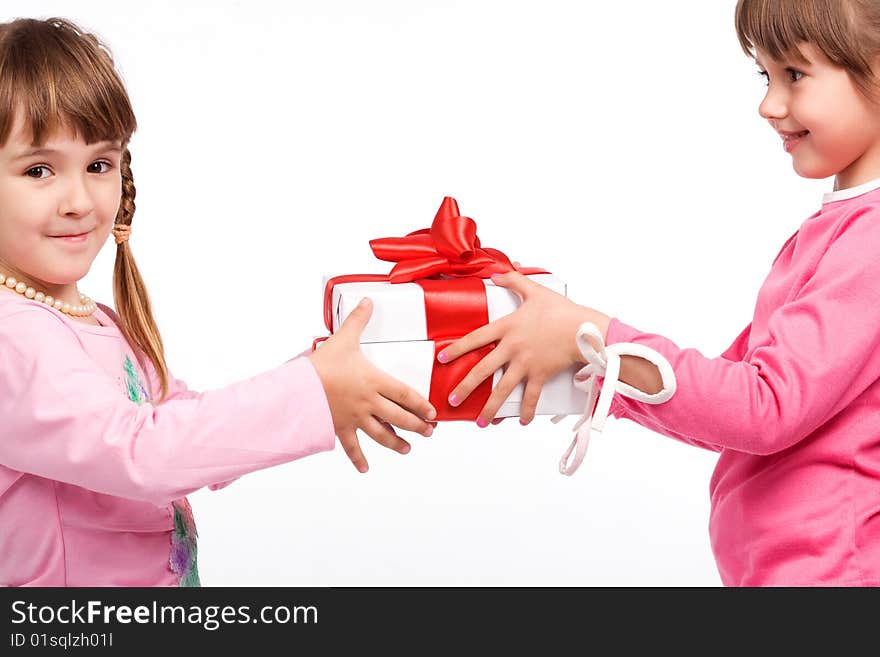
112;148;170;401
116;148;136;226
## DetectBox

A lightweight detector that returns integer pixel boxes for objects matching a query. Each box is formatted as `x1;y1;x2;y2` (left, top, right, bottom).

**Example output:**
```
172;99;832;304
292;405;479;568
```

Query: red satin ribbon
320;197;549;420
417;277;494;420
369;196;521;283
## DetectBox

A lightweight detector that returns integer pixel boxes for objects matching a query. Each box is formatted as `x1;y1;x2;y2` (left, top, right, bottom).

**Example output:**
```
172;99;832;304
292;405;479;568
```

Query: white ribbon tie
552;322;677;476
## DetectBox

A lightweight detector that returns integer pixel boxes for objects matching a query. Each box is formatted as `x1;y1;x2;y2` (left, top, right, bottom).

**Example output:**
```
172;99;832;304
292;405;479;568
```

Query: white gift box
329;273;566;343
322;273;587;418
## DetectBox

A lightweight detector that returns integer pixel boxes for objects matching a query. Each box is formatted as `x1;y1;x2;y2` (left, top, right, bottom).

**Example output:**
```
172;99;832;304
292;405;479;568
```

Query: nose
758;83;788;121
57;173;94;218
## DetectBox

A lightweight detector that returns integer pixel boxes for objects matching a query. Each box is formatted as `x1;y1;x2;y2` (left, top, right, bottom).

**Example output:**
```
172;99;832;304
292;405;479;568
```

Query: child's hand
438;271;610;426
309;298;437;473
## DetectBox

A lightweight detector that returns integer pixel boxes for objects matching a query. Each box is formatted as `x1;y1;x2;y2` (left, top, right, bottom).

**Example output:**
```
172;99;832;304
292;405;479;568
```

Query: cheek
0;182;45;221
796;96;837;132
0;211;49;245
807;85;874;139
97;183;122;222
0;219;50;270
816;113;873;162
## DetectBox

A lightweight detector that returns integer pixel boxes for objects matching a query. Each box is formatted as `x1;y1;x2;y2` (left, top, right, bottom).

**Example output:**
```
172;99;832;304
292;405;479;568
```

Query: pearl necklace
0;272;97;317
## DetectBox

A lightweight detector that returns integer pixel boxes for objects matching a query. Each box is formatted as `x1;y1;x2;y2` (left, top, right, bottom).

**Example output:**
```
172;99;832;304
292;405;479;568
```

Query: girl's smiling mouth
50;231;91;243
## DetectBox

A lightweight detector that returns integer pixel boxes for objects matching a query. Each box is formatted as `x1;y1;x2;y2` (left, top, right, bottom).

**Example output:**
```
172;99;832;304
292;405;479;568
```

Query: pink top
0;294;335;586
606;180;880;586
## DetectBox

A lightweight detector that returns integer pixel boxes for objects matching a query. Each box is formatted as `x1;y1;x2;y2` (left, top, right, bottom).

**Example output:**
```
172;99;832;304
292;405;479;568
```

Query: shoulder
804;198;880;266
803;196;880;289
0;293;74;333
826;193;880;241
0;299;89;394
96;302;121;327
0;294;115;356
0;305;86;378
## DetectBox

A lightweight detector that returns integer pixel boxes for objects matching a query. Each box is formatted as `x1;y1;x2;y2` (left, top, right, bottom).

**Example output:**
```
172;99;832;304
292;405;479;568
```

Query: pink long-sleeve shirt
606;179;880;586
0;296;335;586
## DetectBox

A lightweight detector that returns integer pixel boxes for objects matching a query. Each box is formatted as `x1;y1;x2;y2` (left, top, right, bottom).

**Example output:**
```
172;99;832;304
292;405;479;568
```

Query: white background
3;1;830;586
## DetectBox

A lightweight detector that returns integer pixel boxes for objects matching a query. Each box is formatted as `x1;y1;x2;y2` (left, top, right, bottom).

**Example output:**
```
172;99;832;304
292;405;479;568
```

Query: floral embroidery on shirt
123;354;150;404
121;353;200;587
170;498;201;587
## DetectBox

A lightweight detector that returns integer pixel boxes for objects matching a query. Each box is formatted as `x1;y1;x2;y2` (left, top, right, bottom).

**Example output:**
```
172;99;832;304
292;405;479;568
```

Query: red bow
369;197;516;283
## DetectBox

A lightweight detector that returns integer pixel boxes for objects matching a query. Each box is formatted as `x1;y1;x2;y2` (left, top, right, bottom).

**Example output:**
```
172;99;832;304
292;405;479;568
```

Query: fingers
518;377;545;425
490;270;535;296
448;347;508;406
475;365;526;426
336;297;373;343
435;271;539;366
437;320;503;365
339;429;369;473
363;415;412;455
374;396;435;437
377;376;437;422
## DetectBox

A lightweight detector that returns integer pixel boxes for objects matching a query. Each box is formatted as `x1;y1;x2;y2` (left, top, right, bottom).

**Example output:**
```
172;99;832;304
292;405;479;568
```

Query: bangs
0;18;136;147
735;0;860;67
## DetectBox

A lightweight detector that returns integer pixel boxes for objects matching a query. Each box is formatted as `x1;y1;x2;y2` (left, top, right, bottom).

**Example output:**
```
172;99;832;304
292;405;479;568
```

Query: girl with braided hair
0;17;436;586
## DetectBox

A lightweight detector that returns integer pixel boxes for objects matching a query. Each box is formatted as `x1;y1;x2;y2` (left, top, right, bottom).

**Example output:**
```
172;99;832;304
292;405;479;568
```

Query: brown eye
25;166;50;179
87;161;111;174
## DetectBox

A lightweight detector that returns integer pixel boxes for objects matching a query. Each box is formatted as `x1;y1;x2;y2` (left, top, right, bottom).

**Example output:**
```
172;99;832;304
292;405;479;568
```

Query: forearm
573;306;663;395
619;354;664;394
602;316;880;455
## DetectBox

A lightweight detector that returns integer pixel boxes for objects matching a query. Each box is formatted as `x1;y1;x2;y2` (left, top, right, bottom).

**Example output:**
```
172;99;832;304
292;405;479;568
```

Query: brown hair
735;0;880;102
0;17;170;400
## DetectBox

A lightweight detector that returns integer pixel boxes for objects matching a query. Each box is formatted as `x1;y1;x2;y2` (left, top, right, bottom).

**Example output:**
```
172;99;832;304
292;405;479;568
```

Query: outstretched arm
440;210;880;456
0;307;337;506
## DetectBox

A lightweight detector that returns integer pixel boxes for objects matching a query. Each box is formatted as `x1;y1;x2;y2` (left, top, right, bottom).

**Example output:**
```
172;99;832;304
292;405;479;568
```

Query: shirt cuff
603;317;650;420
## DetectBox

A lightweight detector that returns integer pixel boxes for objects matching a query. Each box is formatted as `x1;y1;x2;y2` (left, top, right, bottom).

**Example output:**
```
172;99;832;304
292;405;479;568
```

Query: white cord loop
552;322;677;476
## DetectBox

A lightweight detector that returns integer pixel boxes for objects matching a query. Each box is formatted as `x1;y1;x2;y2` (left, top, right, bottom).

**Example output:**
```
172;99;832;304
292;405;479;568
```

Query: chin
40;266;93;286
792;161;837;180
